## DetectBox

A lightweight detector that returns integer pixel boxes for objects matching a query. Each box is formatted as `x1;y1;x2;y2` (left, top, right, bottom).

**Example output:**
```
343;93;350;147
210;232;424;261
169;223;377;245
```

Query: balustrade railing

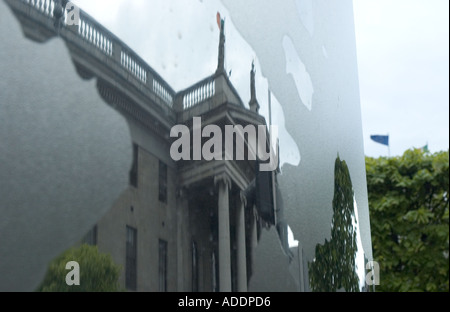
78;15;113;57
24;0;55;17
9;0;246;113
181;76;216;110
153;79;173;107
13;0;175;110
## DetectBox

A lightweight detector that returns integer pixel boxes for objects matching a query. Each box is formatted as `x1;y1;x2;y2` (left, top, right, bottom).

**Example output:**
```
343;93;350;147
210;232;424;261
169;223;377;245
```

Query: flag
420;144;429;153
370;135;389;146
216;12;221;30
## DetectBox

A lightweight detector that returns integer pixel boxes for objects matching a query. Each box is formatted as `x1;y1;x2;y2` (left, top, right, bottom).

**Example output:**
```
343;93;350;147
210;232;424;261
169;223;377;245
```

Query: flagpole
388;133;390;157
268;88;277;226
268;89;272;128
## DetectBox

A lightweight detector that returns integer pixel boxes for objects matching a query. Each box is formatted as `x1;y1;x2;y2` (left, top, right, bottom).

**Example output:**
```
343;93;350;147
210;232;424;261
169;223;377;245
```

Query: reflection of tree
308;156;359;292
37;244;122;292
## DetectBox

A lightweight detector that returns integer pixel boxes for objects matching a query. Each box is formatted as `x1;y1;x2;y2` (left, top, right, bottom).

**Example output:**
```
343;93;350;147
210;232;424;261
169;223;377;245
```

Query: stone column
252;205;258;256
176;187;188;291
236;192;248;292
214;174;231;292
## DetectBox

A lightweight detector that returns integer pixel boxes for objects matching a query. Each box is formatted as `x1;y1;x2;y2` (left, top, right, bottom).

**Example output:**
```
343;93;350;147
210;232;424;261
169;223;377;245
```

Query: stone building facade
83;19;277;292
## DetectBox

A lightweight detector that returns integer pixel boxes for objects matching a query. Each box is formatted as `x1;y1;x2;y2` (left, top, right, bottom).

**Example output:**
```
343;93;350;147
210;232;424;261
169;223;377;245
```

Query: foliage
37;244;122;292
366;149;449;292
309;156;360;291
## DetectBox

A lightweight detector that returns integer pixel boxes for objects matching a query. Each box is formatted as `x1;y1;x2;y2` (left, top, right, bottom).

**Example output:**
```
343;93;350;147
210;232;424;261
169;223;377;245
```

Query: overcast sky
353;0;449;157
73;0;449;158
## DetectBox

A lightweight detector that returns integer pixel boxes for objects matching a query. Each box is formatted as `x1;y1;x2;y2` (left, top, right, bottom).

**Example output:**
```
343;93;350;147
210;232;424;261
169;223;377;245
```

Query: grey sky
73;0;449;158
353;0;449;157
73;0;302;168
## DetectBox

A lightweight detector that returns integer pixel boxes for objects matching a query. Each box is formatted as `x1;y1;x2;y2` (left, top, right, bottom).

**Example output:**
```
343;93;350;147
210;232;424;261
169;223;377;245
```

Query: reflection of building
2;0;285;292
81;19;282;292
4;0;374;293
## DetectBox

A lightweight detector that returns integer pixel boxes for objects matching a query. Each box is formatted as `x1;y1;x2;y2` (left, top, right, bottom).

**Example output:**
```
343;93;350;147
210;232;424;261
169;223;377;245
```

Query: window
158;160;167;203
129;143;138;187
126;226;137;290
192;241;199;292
159;239;168;292
82;225;97;245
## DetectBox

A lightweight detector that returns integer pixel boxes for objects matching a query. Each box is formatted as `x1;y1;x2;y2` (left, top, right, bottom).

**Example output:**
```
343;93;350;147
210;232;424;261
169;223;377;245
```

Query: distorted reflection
308;156;360;292
1;0;372;292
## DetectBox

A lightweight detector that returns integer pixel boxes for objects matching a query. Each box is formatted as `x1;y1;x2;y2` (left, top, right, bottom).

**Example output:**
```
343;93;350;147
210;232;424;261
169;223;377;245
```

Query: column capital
214;173;231;190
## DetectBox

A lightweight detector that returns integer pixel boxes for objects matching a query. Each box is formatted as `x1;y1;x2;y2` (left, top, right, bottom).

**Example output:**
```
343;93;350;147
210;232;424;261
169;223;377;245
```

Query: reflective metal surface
0;0;372;291
222;0;373;291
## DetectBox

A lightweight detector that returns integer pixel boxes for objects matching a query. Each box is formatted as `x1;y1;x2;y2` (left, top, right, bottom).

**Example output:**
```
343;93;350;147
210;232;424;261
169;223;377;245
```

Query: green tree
309;156;360;292
366;149;449;292
37;244;122;292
